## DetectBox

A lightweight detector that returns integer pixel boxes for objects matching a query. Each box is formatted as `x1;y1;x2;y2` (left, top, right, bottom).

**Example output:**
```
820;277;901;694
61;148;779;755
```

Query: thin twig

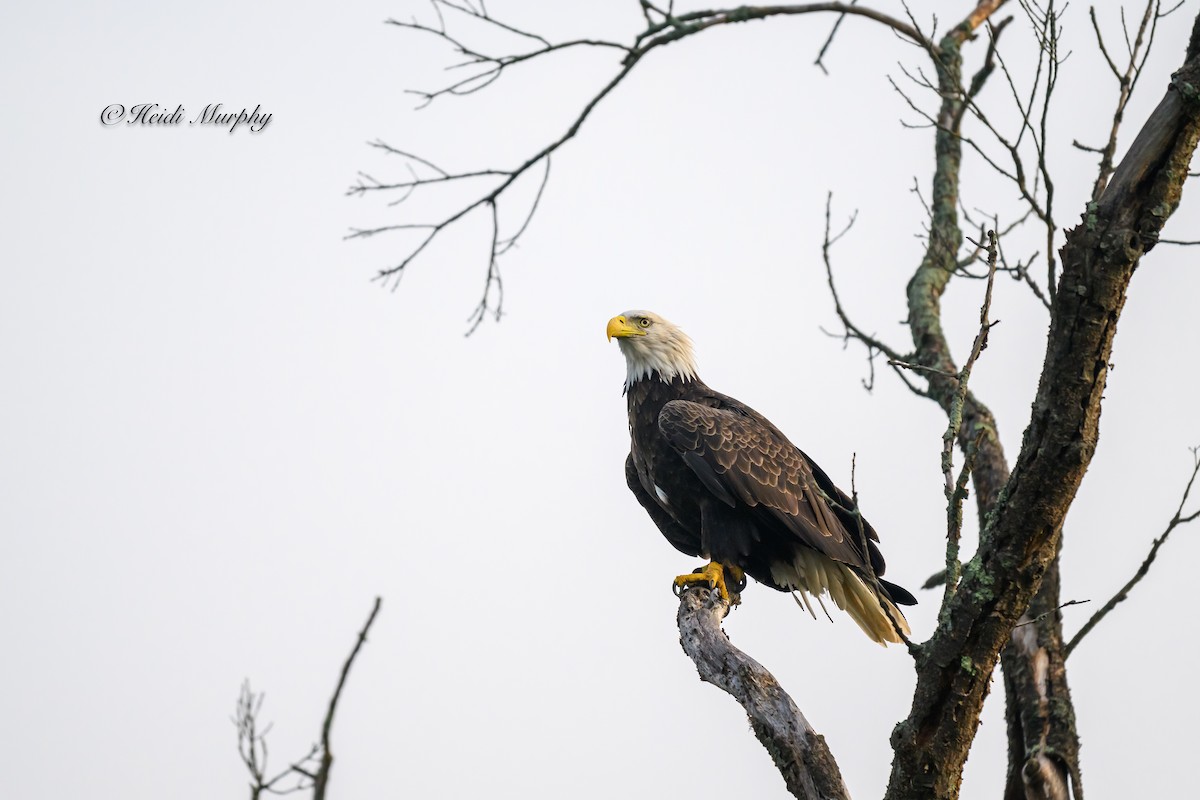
1013;598;1090;628
234;683;322;799
1087;1;1160;202
944;430;985;603
887;359;958;379
848;452;916;650
821;193;907;370
942;232;999;493
360;2;947;327
939;232;999;603
813;0;861;74
313;597;383;800
1066;448;1200;657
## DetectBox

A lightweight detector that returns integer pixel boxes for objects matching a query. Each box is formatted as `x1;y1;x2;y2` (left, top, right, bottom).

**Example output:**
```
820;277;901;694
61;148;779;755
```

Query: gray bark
676;588;851;800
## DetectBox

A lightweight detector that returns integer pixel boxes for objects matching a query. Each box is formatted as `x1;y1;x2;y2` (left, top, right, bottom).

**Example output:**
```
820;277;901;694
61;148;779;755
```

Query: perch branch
676;587;850;800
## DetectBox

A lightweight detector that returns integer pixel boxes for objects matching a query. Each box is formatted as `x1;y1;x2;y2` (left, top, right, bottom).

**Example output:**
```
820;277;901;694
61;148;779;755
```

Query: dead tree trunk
884;15;1200;799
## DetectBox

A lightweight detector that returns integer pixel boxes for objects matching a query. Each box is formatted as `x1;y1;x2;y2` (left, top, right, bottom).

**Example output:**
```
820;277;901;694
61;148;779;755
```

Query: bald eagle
608;310;916;644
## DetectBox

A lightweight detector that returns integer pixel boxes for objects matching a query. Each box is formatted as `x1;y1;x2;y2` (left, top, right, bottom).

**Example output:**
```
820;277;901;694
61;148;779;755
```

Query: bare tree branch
357;2;956;329
370;3;1200;798
820;193;907;368
350;50;641;304
1085;1;1162;203
941;230;999;502
632;3;933;55
233;683;321;799
1013;598;1090;628
1066;447;1200;657
890;13;1200;798
313;596;383;800
234;598;384;799
676;587;850;800
813;0;861;74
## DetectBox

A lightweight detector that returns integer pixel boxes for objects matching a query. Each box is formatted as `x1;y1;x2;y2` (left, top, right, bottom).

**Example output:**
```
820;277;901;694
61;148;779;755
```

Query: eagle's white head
606;310;699;385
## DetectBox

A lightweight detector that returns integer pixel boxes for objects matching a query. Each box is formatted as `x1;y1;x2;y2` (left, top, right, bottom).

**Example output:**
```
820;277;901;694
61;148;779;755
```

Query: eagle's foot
673;562;745;604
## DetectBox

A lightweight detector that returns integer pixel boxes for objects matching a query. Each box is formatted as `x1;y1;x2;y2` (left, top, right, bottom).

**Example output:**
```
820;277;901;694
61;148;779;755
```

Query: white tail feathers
771;549;911;645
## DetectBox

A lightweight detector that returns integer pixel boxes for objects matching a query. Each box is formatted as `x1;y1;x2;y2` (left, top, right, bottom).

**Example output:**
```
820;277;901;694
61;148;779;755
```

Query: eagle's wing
657;399;882;574
624;454;702;558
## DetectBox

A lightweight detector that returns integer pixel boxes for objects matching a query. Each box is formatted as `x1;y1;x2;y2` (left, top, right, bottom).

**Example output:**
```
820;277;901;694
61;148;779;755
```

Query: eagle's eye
639;318;651;328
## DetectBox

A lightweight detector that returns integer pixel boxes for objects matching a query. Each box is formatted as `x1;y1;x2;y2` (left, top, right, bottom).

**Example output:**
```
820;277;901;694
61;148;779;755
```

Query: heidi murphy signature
100;103;272;133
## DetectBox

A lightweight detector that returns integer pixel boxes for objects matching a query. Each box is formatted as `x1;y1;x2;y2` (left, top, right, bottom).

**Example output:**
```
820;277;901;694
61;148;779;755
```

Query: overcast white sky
3;2;1198;798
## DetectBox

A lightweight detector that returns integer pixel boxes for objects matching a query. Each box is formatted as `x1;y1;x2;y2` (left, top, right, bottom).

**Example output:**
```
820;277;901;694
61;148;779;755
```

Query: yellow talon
673;562;745;604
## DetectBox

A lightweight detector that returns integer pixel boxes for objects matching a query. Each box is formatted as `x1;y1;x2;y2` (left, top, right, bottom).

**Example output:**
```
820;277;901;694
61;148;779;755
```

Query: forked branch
235;597;383;800
234;683;321;799
1078;1;1178;201
357;2;963;329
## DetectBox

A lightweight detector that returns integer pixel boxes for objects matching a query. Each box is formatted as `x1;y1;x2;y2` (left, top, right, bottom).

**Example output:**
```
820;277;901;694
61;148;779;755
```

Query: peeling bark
1003;548;1079;800
676;588;850;800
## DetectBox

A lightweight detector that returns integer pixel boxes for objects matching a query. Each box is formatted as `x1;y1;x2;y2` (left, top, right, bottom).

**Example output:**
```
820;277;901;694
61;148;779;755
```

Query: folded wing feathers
660;399;911;645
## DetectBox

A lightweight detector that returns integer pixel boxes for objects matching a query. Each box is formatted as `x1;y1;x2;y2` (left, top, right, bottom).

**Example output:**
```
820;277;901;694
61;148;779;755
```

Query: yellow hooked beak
606;315;644;341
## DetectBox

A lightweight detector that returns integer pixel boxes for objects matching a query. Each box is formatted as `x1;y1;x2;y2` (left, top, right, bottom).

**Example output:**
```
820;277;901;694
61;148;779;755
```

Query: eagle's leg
673;562;745;604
